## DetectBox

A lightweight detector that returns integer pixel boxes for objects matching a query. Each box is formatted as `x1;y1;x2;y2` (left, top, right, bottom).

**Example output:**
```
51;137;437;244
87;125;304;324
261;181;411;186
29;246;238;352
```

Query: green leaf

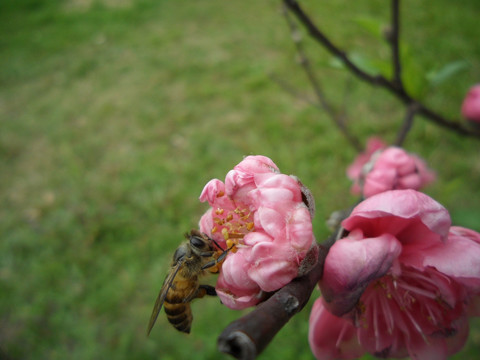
426;60;470;87
400;41;428;99
354;16;386;41
350;52;391;77
327;56;346;70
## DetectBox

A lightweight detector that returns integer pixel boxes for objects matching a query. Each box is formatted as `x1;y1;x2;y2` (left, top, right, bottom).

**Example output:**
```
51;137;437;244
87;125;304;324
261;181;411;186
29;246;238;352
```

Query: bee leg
201;245;234;271
200;284;217;296
201;260;218;271
195;284;217;298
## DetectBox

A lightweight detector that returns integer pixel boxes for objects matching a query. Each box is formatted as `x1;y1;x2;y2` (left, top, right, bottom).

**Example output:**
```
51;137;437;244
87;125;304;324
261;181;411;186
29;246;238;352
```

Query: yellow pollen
226;239;238;253
228;232;244;239
207;264;220;274
221;228;229;240
211;205;255;253
214;217;225;226
216;191;225;198
241;214;251;221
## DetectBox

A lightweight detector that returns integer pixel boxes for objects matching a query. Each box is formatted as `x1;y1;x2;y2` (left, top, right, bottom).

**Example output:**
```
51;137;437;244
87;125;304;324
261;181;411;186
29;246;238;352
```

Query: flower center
211;206;255;252
356;266;462;349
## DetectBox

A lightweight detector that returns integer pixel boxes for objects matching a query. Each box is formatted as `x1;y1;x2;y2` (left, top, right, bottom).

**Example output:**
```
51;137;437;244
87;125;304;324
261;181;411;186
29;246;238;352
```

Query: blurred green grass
1;0;480;359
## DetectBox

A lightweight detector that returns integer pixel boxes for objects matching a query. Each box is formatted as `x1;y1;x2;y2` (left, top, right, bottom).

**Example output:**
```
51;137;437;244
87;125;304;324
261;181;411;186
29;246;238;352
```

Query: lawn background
1;0;480;359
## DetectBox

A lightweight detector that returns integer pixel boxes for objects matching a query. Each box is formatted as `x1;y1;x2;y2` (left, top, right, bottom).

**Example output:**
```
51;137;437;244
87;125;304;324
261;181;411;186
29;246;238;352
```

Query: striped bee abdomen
163;284;196;334
164;302;193;333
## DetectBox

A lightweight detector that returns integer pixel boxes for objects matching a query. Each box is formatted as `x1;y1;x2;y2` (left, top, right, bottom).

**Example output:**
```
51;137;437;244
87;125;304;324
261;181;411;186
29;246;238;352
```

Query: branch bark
395;102;419;146
390;0;402;89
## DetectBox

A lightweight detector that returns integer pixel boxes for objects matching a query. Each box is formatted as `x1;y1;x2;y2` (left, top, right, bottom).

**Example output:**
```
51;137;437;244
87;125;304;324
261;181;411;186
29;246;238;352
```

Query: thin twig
390;0;403;89
281;4;363;152
269;73;317;108
395;102;419;146
283;0;480;139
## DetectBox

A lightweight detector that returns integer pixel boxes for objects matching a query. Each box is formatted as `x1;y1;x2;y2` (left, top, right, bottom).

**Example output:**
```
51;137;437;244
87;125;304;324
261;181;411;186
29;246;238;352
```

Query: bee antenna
211;238;224;251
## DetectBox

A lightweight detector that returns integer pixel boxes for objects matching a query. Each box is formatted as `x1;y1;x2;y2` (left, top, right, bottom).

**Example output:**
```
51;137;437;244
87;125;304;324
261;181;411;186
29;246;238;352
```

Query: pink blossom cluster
198;155;316;309
309;189;480;360
347;138;435;198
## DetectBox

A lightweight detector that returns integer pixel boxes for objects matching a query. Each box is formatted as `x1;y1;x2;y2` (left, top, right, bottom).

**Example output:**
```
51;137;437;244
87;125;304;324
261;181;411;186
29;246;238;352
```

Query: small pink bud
347;142;436;198
461;84;480;123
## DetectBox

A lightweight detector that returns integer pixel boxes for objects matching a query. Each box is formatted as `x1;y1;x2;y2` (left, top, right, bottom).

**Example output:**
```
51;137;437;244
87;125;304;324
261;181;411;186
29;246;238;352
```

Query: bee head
187;230;215;257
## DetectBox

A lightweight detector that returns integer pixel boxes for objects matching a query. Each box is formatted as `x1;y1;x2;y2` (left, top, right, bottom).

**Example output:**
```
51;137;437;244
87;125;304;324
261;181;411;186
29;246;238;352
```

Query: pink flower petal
254;173;303;202
235;155;279;173
397;173;422;190
216;274;261;310
321;231;402;316
219;248;258;290
253;206;286;240
286;205;315;250
248;256;298;292
346;137;386;180
444;316;470;356
199;179;226;205
225;156;280;195
247;187;296;211
374;147;416;176
342;190;451;244
243;231;273;246
415;226;480;292
309;298;364;360
413;155;436;185
406;335;448;360
363;168;397;198
461;84;480;122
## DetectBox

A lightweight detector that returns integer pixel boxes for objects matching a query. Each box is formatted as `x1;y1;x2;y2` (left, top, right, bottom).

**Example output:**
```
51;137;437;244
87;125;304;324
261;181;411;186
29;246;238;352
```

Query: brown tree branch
395;102;419;146
283;0;480;139
390;0;403;89
217;242;331;360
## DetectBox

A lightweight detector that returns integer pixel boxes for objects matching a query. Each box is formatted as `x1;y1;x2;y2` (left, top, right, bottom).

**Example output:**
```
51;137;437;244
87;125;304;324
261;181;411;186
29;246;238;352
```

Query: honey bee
147;229;229;335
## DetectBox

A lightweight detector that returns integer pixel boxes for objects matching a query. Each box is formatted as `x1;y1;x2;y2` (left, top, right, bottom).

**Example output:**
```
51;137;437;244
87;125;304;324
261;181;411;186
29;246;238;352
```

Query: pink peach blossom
309;190;480;360
349;145;435;198
461;84;480;122
198;155;316;309
347;137;386;194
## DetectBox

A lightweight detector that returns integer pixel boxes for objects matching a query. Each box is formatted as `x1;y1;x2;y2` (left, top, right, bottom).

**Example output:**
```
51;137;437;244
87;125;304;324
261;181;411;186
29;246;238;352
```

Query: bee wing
147;259;185;336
